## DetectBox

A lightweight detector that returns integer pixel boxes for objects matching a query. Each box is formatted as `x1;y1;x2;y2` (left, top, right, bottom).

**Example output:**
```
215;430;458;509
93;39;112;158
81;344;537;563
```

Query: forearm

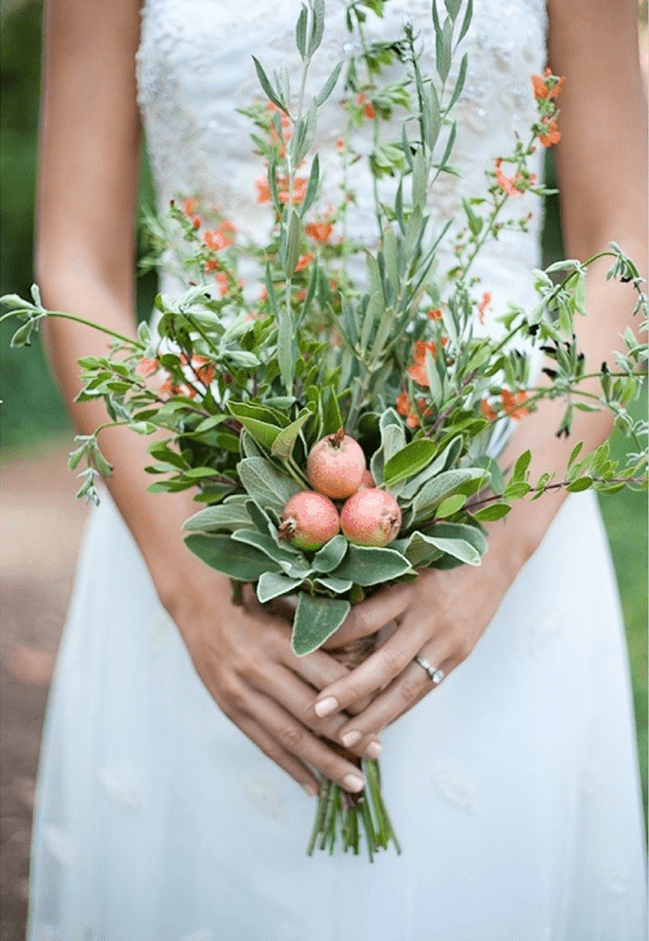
39;270;233;619
483;250;646;587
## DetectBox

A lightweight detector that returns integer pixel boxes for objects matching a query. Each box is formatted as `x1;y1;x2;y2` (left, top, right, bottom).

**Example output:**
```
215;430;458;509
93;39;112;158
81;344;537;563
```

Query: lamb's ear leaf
291;595;350;656
183;533;279;580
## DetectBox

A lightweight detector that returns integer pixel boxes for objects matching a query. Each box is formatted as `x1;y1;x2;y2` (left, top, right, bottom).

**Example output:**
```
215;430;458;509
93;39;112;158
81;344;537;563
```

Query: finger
246;692;367;794
322;580;414;649
233;709;321;796
254;664;382;761
314;616;430;716
335;648;456;743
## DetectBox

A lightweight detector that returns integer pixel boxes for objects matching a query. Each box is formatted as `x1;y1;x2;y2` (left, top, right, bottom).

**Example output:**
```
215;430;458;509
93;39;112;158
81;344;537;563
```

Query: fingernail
341;729;362;748
366;741;382;759
315;696;338;718
303;782;319;797
343;773;365;793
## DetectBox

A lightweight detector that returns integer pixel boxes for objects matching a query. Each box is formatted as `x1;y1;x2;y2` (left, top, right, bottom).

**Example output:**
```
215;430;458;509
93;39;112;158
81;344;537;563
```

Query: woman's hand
312;547;516;746
165;570;382;797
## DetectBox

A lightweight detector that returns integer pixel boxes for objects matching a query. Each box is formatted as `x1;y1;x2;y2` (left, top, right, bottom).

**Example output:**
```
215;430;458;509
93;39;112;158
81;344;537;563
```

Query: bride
28;0;646;938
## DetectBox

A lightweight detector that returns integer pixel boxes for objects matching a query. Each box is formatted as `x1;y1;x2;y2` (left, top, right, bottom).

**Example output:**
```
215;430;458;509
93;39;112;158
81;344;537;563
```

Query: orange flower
408;362;430;387
427;308;443;321
215;271;230;297
160;378;197;399
413;340;438;363
396;392;411;416
480;398;497;421
357;93;375;119
295;253;315;273
183;198;197;217
136;358;159;377
495;166;524;196
204;220;235;251
501;389;530;419
305;221;334;243
538;118;561;147
532;68;565;101
256;175;308;205
192;355;216;385
256;177;271;203
205;259;219;272
192;216;201;229
335;138;345;152
477;292;492;324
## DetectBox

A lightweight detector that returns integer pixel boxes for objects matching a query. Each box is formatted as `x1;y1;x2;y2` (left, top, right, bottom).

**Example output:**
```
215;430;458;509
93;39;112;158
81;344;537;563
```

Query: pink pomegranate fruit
358;470;376;490
278;491;340;551
341;488;402;547
306;428;367;499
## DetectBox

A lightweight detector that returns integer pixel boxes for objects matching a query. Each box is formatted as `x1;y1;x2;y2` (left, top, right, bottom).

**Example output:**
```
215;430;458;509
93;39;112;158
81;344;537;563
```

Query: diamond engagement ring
414;655;445;685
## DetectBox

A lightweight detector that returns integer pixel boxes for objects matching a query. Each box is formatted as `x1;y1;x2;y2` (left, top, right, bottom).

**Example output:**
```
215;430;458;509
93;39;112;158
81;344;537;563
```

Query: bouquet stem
307;633;400;859
306;759;401;860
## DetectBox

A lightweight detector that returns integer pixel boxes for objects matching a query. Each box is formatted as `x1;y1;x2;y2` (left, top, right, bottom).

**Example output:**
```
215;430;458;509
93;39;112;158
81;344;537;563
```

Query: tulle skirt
28;489;647;940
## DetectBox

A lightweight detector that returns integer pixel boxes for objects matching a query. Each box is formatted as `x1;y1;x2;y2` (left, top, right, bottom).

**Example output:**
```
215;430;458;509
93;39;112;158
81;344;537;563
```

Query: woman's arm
312;0;648;743
37;0;381;795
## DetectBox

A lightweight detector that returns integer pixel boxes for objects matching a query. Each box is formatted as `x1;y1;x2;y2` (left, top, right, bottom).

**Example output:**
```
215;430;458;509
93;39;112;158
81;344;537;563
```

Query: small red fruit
306;428;367;499
278;491;340;551
341;488;402;547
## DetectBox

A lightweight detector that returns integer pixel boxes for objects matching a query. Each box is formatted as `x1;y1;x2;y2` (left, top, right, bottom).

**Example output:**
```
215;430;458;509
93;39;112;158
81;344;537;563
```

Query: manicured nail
366;741;382;759
303;782;319;797
315;696;338;718
341;730;362;748
343;773;365;793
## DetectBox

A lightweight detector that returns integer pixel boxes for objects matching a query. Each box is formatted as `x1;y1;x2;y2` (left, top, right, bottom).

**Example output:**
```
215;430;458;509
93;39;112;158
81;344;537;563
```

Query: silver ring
414;655;445;685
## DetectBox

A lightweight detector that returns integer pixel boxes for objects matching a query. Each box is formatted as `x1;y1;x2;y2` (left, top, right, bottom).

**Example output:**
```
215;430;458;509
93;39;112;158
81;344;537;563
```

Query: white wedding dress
27;2;647;939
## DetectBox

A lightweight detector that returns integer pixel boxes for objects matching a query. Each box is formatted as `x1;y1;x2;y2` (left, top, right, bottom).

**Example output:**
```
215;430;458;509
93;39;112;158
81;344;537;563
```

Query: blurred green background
1;1;647;811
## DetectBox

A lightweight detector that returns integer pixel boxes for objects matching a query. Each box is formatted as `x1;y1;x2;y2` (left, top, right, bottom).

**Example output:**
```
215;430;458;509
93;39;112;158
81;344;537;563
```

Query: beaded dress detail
27;3;646;939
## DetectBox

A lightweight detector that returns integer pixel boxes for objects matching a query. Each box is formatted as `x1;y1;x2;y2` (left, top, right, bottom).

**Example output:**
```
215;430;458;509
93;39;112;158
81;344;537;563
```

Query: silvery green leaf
184;533;279;580
240;429;264;459
278;559;313;579
295;3;308;58
383;228;399;292
1;293;34;311
271;409;312;461
314;576;354;594
308;0;325;56
238;457;301;513
30;283;42;308
10;321;35;347
425;521;488;556
400;436;462;500
252;56;286;112
412;148;428;207
277;301;294;393
444;0;462;19
417;533;480;565
130;421;157;435
257;571;305;603
232;528;302;566
383;439;438;487
183;502;253;533
412;468;484;521
331;545;412;586
316;60;343;106
312;534;348;573
292;594;350;656
286;208;303;278
456;0;473;44
425;350;444;406
360;292;384;349
428;80;441;150
401;531;444;567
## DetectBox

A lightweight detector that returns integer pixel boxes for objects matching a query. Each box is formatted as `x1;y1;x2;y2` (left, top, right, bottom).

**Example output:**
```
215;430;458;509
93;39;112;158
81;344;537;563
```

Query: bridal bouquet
3;0;647;859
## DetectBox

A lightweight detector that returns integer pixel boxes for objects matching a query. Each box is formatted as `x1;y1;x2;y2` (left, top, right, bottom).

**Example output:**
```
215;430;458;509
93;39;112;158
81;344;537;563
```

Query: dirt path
1;441;89;940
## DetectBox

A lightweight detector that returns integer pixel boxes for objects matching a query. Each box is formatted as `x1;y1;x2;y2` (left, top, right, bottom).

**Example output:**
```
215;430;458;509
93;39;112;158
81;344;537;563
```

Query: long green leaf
184;533;279;580
292;594;350;656
332;545;412;586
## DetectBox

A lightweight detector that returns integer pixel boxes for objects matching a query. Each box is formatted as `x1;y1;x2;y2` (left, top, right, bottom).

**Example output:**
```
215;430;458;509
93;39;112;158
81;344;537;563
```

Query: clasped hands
175;558;499;800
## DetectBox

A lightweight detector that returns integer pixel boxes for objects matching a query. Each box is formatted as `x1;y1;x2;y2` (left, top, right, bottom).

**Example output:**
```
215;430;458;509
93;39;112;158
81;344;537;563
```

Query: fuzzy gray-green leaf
292;594;350;656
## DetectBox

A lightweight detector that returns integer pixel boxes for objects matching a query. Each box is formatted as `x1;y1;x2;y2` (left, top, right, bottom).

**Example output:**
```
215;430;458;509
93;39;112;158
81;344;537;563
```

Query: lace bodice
136;0;548;297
